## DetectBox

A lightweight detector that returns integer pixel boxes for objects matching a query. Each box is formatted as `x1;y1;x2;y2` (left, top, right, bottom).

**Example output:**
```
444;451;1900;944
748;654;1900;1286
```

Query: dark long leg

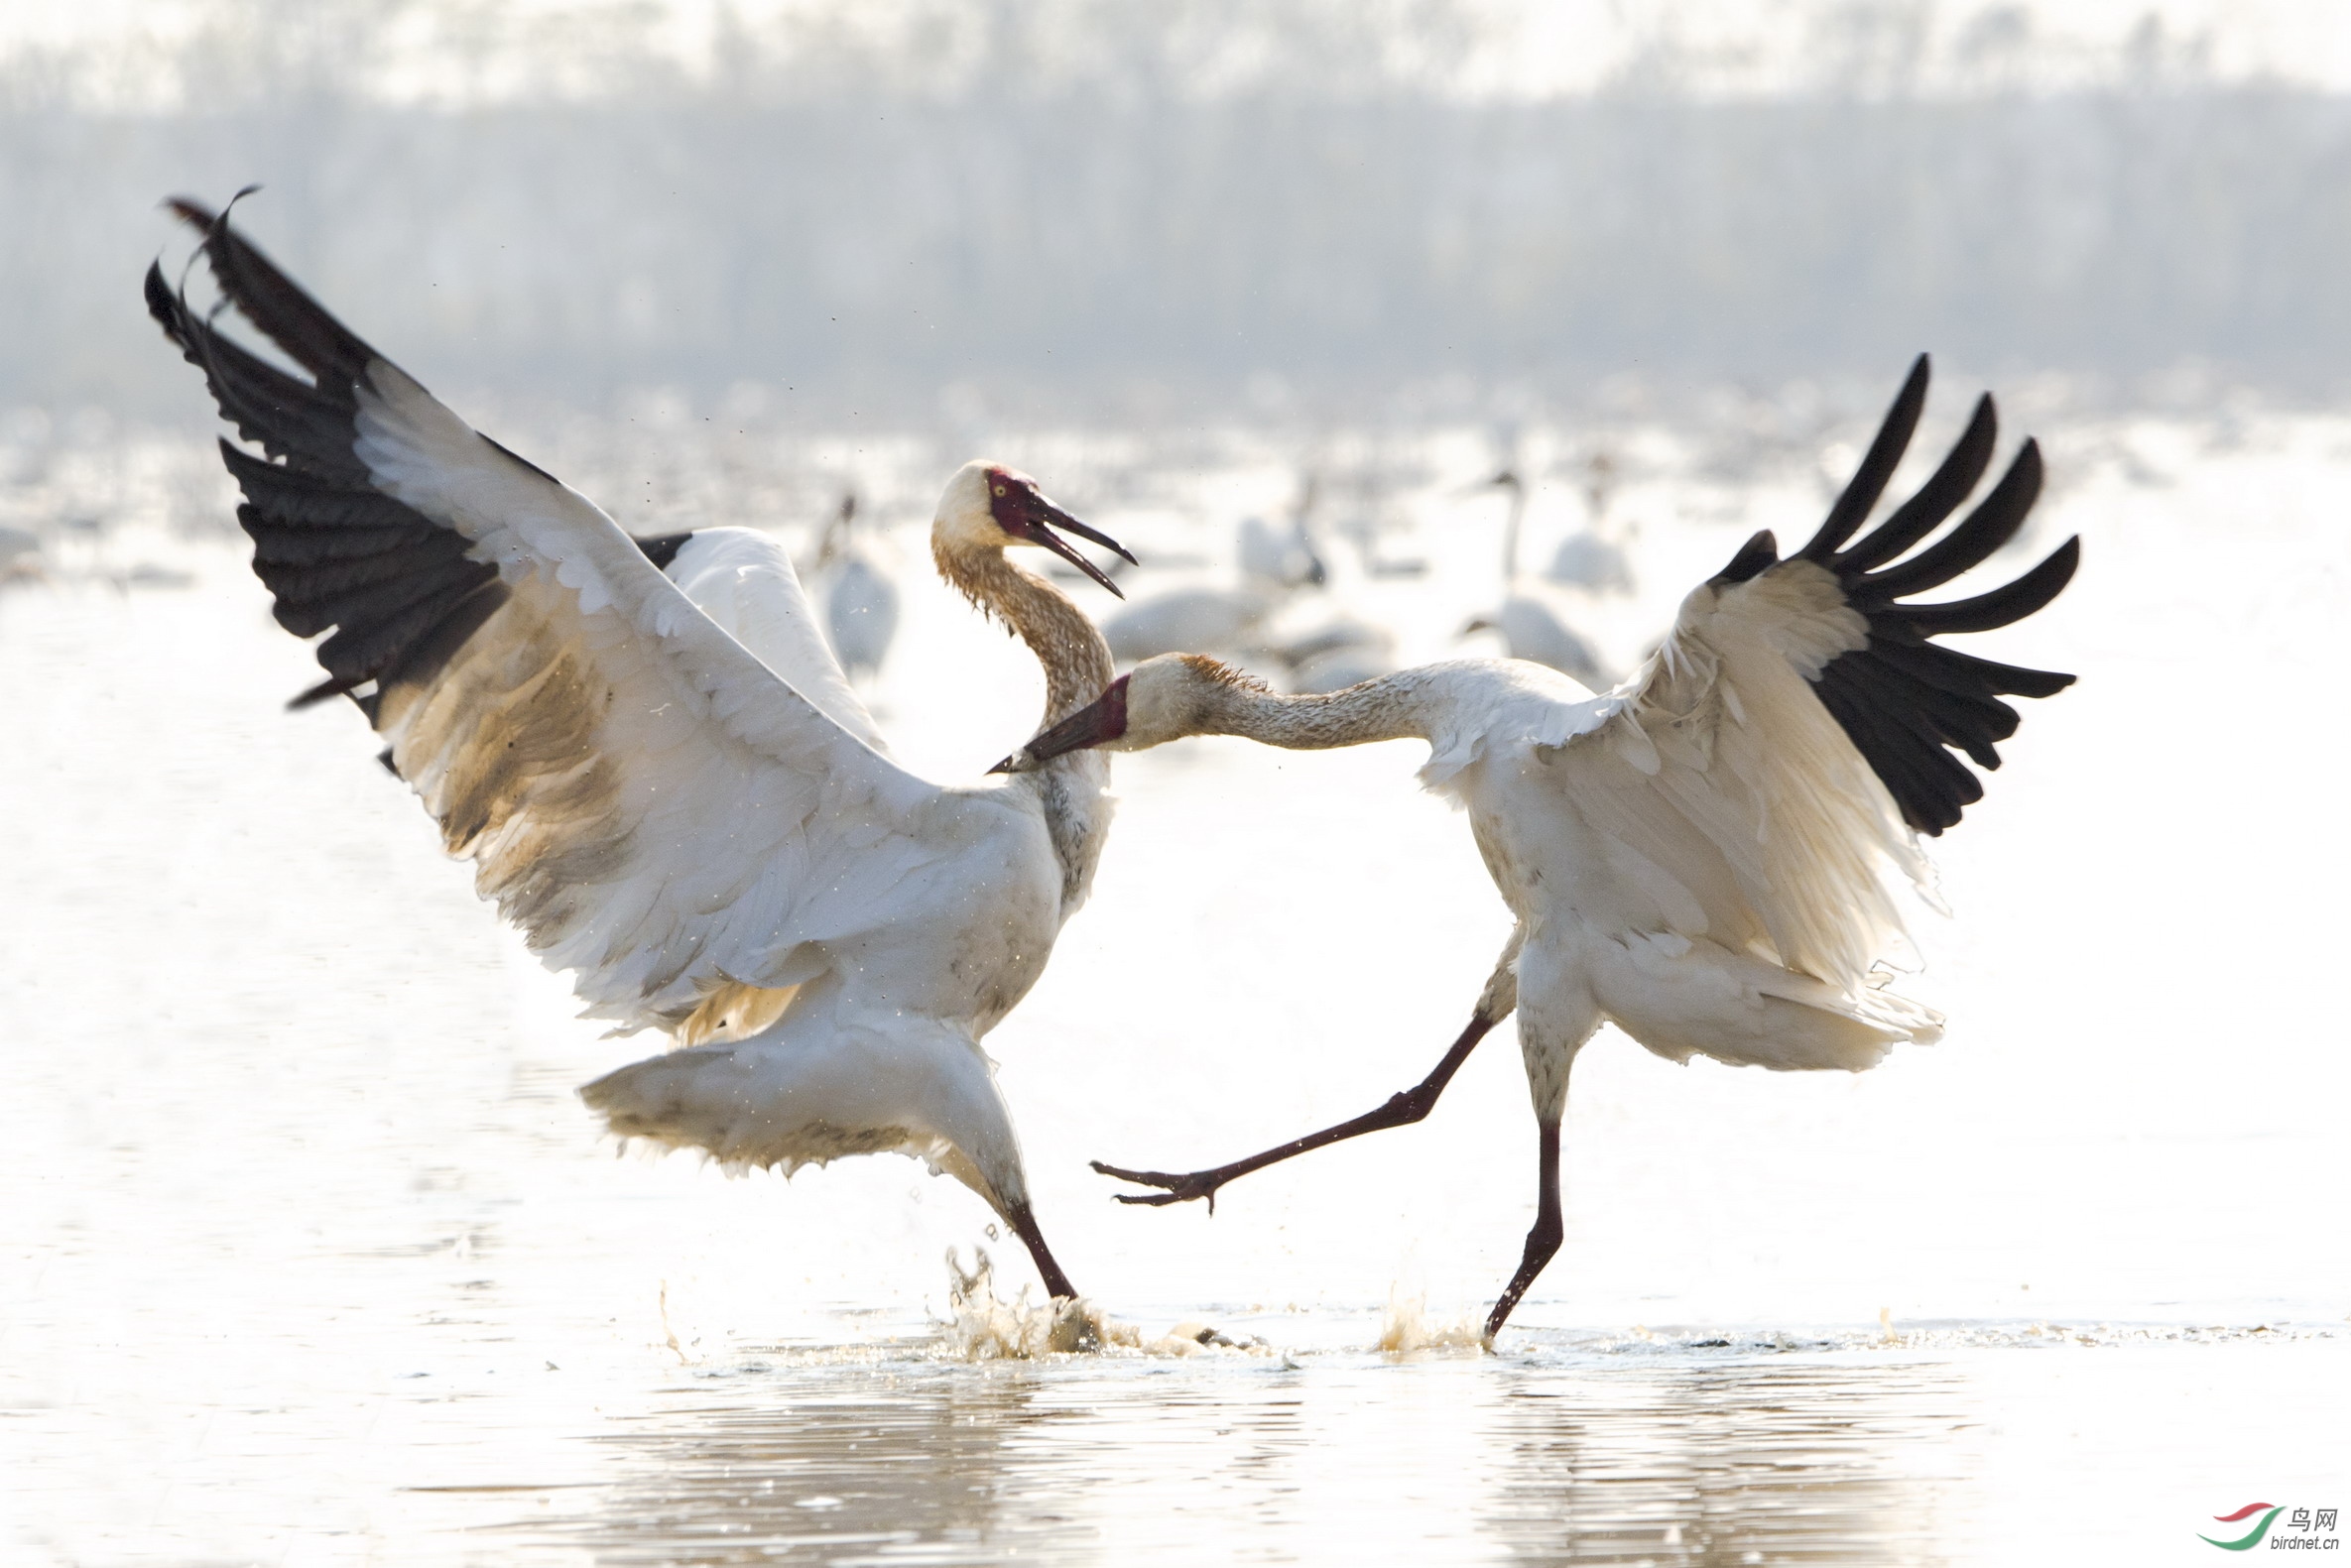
1003;1199;1078;1301
1092;1008;1501;1213
1484;1117;1563;1343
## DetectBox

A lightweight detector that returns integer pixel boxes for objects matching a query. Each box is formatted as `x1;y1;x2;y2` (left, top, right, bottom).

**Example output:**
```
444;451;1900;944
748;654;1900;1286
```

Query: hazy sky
7;0;2351;100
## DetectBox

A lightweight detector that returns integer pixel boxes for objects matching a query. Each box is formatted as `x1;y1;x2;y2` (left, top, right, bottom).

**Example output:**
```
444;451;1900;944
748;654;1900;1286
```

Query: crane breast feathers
149;201;945;1031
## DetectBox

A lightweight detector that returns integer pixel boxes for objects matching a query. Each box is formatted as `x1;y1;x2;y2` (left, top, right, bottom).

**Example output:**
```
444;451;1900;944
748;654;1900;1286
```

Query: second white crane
1001;357;2078;1341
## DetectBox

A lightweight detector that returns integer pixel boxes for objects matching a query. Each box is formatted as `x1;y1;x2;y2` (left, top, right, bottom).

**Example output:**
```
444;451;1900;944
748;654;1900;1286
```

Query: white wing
149;205;958;1033
1544;357;2079;996
663;528;889;753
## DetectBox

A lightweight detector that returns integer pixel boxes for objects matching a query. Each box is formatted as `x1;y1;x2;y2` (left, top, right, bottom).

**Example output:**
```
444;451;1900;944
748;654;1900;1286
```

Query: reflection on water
582;1369;1090;1564
1487;1363;1960;1565
553;1350;1971;1565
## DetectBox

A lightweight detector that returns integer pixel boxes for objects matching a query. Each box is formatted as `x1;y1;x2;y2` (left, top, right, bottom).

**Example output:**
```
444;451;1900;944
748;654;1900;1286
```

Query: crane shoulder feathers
149;200;979;1034
1408;660;1614;794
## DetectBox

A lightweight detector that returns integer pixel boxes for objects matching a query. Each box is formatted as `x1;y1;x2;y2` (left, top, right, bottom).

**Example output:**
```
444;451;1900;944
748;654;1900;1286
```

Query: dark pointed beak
1030;497;1137;599
987;674;1130;774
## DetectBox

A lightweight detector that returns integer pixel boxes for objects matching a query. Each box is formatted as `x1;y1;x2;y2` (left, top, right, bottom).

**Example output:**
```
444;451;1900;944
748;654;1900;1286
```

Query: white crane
1269;615;1397;694
1544;450;1637;595
809;493;901;683
1000;357;2078;1341
1236;480;1328;591
147;197;1139;1307
1463;468;1607;687
1101;477;1325;664
1102;583;1277;664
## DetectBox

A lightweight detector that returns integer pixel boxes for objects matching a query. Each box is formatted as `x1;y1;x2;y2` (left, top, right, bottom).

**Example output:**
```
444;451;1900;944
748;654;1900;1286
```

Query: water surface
4;414;2345;1565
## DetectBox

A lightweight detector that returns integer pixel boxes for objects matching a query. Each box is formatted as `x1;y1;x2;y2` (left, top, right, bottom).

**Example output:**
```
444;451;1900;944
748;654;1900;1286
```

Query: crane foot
1090;1159;1223;1214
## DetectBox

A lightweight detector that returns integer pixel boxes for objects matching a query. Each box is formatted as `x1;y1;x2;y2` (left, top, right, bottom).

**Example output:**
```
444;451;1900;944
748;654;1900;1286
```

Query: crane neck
1502;480;1526;587
935;542;1116;722
1190;668;1438;752
935;539;1117;910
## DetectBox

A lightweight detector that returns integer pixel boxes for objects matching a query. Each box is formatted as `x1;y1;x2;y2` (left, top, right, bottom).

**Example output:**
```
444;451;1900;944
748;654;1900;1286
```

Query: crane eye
993;485;1007;497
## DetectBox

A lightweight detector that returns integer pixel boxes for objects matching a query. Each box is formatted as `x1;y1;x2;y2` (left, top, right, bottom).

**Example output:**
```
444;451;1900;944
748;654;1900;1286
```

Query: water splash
1376;1286;1486;1355
939;1250;1284;1360
941;1248;1134;1359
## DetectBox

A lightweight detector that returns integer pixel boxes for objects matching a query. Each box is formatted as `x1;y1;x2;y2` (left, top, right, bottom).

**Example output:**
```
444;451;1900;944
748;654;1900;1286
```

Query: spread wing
1547;354;2078;992
147;198;950;1033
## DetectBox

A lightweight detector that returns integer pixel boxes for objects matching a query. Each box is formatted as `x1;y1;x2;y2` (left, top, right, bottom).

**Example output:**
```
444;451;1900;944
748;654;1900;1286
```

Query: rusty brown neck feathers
934;538;1116;909
934;541;1116;726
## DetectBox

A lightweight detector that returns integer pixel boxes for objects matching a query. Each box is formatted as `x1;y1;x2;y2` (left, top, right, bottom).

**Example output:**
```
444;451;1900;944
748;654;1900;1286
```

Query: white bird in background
1236;478;1328;592
148;197;1140;1308
1246;476;1403;692
1270;616;1397;694
1544;450;1637;595
810;492;901;683
0;523;41;584
1102;476;1326;664
1102;583;1276;665
1463;468;1608;688
1001;357;2078;1341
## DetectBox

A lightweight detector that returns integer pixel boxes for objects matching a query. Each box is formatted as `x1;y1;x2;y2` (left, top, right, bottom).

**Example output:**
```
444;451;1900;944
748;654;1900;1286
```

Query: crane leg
1091;1006;1501;1213
1483;1116;1563;1344
1003;1199;1079;1302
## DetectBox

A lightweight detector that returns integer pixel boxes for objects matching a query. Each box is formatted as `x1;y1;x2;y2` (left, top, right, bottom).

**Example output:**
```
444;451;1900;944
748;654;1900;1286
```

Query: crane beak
987;674;1131;773
1028;498;1137;599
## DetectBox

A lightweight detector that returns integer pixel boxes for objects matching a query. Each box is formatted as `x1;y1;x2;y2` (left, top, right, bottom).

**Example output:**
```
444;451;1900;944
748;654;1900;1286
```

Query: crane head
991;654;1259;772
935;460;1136;597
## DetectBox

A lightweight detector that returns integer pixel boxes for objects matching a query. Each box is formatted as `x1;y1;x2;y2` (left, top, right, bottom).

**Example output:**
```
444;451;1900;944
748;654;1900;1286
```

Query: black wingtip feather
142;258;178;337
166;194;384;389
1835;394;1998;575
1898;535;2079;636
1760;359;2080;838
287;674;353;710
1795;352;1929;562
1867;637;2075;700
1859;438;2043;602
153;193;519;730
1712;529;1779;585
634;532;695;570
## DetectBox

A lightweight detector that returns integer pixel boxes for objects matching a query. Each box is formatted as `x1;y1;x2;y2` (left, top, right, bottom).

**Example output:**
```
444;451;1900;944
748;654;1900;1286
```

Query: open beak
987;674;1129;774
1029;497;1137;599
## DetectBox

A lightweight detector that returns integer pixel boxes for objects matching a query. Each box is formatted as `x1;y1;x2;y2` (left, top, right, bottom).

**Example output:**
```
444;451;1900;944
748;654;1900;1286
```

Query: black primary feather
1795;352;1929;562
1711;529;1780;585
1742;357;2079;836
1834;394;1997;574
148;200;703;726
